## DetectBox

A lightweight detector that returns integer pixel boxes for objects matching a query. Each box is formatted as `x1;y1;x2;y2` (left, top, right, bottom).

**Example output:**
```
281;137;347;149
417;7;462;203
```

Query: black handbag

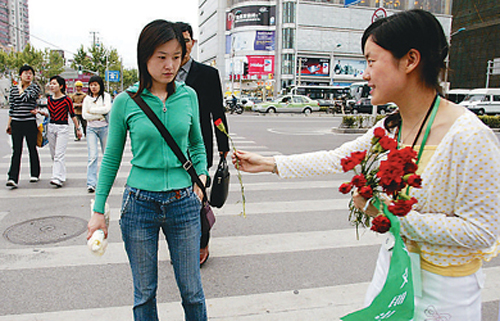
127;92;215;231
209;156;230;208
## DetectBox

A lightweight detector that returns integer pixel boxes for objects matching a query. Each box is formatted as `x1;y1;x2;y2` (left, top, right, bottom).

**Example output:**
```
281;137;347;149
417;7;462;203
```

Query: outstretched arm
232;150;276;174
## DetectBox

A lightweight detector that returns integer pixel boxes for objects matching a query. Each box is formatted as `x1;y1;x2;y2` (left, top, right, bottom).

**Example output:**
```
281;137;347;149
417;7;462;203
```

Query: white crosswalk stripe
1;129;499;321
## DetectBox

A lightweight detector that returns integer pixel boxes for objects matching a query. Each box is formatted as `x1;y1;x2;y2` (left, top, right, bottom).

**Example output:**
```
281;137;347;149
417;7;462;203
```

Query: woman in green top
87;20;209;321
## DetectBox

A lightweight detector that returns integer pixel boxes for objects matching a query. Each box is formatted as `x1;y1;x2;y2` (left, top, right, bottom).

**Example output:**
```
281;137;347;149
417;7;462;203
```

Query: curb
331;127;368;134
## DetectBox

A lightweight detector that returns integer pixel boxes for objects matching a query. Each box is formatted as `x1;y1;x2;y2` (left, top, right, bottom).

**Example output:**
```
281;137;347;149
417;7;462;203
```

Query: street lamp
444;27;466;89
330;43;342;86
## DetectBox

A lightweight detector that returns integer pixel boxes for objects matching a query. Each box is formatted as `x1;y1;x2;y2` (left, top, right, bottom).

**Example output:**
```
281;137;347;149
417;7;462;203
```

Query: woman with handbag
82;75;112;193
232;9;499;320
45;75;82;187
87;20;209;321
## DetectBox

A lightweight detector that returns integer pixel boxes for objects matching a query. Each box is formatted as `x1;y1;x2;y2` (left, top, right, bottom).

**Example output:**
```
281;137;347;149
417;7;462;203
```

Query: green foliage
341;116;357;128
122;69;138;89
1;44;64;92
478;115;500;128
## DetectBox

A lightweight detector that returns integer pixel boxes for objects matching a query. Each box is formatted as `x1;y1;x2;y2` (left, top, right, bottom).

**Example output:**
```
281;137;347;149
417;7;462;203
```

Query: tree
123;68;138;89
39;49;65;87
71;43;120;77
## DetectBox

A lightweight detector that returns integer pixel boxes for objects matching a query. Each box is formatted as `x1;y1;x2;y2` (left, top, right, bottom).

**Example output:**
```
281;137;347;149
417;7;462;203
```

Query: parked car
459;88;500;115
253;95;320;114
352;98;397;115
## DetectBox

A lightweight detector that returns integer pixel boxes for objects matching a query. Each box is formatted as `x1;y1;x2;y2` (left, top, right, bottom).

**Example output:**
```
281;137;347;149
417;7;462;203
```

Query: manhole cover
3;216;87;245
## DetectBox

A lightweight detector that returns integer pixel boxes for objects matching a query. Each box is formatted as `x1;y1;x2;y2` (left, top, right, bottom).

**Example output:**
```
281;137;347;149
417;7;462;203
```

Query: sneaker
30;177;40;183
87;186;96;193
6;180;17;188
50;179;63;188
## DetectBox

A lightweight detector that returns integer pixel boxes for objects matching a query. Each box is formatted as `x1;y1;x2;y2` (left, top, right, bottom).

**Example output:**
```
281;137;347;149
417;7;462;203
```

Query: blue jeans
86;125;108;187
120;185;207;321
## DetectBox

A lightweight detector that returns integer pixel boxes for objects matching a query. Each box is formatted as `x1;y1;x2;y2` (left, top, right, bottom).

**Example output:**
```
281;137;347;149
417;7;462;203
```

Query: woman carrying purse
87;20;209;321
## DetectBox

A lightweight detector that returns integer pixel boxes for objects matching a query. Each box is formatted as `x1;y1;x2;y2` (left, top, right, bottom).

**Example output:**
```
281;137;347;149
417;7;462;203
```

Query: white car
253;95;320;114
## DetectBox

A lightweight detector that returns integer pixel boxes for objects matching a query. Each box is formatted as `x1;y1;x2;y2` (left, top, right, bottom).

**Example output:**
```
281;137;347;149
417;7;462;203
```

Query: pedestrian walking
176;21;230;266
45;75;82;187
232;9;500;321
87;20;209;321
5;65;41;188
71;80;87;140
82;75;111;193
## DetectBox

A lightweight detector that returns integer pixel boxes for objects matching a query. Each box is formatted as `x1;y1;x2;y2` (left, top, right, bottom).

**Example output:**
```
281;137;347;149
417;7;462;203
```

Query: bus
289;85;350;100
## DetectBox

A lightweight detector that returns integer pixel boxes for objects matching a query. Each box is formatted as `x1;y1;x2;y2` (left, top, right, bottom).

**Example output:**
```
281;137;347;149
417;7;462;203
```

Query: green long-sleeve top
93;82;208;214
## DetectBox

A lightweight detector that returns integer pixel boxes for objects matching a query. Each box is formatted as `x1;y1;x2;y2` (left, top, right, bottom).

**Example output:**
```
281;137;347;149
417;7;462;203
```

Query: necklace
398;94;440;163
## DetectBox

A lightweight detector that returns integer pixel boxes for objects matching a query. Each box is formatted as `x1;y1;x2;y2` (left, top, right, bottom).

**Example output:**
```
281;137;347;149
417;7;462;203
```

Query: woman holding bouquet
232;9;499;321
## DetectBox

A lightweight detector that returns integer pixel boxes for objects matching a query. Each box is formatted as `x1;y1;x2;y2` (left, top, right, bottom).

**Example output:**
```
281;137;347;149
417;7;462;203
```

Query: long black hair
361;9;449;131
135;20;186;98
88;75;105;102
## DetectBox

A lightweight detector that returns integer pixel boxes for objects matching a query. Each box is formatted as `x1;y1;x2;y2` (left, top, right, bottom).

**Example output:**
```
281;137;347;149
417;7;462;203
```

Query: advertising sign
226;5;276;30
299;57;330;77
333;58;366;77
227;31;276;54
254;31;275;51
247;55;275;76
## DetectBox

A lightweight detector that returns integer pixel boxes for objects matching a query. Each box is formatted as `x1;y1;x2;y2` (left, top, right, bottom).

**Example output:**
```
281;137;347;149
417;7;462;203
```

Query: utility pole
89;31;99;47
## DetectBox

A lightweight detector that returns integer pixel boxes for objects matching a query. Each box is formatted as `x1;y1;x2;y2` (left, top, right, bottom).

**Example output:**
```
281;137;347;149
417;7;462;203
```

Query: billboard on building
226;5;276;30
226;31;276;54
332;58;366;77
247;55;274;76
254;31;275;51
299;57;330;77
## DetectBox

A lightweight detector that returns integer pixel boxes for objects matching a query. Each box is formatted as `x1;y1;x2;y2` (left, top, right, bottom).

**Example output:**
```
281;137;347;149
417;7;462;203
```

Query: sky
29;0;199;69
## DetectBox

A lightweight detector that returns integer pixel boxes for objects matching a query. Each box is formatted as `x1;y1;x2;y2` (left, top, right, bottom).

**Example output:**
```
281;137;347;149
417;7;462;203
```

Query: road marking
1;266;499;321
0;228;382;271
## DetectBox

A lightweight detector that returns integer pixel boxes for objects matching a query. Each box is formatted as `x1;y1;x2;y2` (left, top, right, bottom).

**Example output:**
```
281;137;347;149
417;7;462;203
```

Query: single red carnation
358;186;374;199
214;118;222;127
351;151;367;162
407;174;422;188
388;197;418;217
373;127;386;138
341;157;357;172
351;174;367;188
379;136;398;151
371;215;391;233
339;183;353;194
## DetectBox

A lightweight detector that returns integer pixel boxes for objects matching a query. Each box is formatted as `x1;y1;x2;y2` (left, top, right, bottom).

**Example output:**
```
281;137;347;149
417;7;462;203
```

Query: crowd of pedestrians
5;67;109;191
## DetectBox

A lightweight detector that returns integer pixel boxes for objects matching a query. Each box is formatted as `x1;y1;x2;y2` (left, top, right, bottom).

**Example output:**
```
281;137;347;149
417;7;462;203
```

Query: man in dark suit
176;22;230;266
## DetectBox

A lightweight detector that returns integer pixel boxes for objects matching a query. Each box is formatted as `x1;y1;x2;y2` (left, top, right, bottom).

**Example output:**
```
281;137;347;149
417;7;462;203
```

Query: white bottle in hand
88;200;110;256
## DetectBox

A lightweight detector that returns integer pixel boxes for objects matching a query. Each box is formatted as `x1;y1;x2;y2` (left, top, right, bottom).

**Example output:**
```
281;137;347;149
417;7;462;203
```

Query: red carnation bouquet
338;127;422;238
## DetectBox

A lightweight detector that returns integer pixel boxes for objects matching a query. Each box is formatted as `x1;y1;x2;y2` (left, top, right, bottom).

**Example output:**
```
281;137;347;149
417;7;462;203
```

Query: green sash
341;198;414;320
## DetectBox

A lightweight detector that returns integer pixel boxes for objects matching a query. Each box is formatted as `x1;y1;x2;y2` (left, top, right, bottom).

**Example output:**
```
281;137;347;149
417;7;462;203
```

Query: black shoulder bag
209;156;230;208
126;91;215;231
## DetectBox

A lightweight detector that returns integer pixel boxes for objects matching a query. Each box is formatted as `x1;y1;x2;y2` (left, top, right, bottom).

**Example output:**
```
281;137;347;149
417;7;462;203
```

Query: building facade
448;0;500;89
0;0;29;52
199;0;453;97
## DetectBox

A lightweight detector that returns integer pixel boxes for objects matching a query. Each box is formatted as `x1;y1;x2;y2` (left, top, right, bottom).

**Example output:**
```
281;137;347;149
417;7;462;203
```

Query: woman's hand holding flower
232;150;275;173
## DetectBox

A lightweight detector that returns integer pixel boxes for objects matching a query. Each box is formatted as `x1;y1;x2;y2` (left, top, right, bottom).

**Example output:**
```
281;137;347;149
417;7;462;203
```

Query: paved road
0;109;499;320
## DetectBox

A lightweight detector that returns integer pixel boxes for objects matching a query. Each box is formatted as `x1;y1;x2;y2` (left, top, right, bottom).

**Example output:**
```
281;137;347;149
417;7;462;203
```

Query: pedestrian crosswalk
1;124;499;321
